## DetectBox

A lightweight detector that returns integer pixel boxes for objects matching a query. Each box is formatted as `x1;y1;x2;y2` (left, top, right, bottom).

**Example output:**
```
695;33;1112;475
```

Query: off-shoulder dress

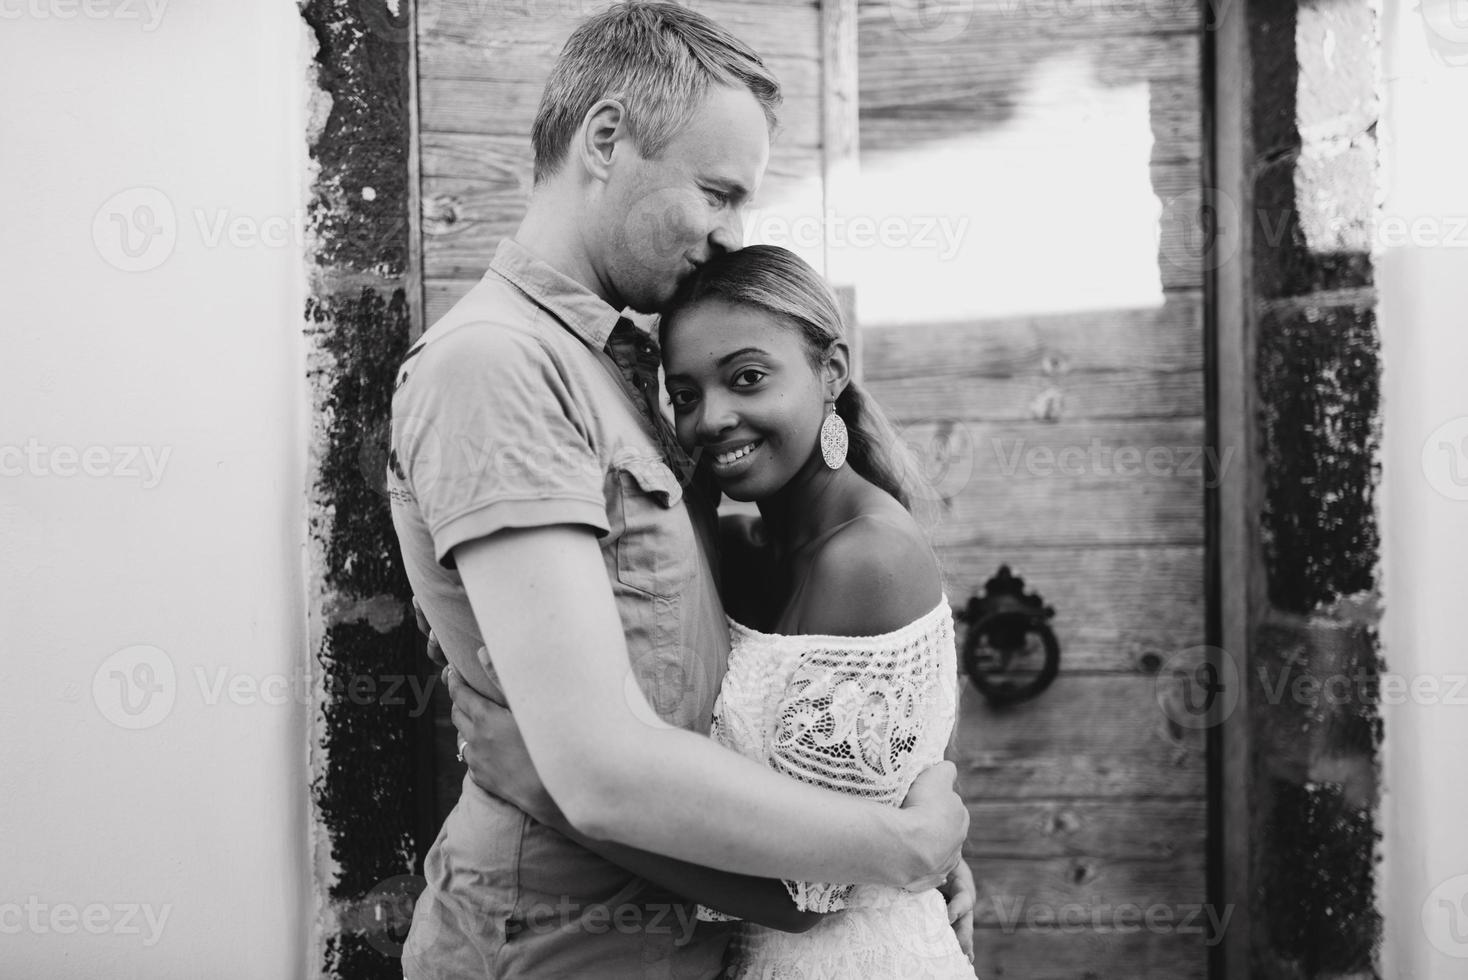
696;596;978;979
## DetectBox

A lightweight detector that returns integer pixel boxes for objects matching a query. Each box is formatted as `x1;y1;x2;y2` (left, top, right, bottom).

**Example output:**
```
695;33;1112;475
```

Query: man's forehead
678;87;771;185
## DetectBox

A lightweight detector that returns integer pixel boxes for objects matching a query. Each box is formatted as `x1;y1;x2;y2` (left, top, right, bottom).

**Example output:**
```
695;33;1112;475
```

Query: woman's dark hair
663;244;927;512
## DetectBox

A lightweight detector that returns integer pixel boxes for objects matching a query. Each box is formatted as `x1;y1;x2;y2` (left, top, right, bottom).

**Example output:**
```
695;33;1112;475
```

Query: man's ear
823;340;852;401
577;99;628;183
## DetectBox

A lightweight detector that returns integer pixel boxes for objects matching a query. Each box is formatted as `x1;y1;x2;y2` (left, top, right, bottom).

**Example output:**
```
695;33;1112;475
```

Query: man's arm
445;666;822;931
455;523;967;888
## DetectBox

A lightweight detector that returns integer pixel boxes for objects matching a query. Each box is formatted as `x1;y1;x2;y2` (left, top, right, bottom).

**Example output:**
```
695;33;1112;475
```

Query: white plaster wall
0;1;311;976
1377;3;1468;977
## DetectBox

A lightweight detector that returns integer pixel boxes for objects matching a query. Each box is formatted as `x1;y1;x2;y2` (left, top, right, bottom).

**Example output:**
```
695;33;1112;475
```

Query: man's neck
514;188;622;310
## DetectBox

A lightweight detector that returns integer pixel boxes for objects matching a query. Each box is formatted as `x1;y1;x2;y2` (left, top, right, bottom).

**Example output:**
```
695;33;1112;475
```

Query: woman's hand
412;596;446;667
443;664;567;831
939;859;976;964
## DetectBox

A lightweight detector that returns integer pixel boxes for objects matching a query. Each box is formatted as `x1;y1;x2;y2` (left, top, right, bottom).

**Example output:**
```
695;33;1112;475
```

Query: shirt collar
487;238;625;351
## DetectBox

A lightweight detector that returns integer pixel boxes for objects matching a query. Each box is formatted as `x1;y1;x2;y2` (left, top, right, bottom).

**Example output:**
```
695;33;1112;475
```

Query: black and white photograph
3;0;1466;977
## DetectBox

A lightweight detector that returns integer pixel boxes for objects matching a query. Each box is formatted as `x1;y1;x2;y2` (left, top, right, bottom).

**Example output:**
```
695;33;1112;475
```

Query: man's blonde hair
531;2;782;185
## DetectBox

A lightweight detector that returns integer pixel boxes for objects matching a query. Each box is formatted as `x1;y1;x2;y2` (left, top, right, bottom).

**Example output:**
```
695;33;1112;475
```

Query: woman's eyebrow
715;346;771;367
665;347;772;383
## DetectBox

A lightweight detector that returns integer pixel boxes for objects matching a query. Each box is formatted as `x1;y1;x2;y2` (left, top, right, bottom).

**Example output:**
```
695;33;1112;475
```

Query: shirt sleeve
768;642;937;913
394;324;608;567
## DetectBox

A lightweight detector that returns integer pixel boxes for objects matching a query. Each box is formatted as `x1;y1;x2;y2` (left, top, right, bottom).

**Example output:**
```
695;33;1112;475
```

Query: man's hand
896;762;969;892
412;595;446;668
939;858;976;963
443;664;564;828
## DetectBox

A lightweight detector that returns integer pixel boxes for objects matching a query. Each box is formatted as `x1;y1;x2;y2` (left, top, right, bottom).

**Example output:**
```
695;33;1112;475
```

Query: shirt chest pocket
608;452;695;600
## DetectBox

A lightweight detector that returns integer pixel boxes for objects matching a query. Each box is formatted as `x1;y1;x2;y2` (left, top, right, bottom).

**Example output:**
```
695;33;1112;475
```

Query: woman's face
662;299;829;502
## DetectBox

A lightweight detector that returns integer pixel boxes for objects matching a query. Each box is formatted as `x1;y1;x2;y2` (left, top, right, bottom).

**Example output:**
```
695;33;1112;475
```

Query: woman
440;245;977;977
659;245;975;977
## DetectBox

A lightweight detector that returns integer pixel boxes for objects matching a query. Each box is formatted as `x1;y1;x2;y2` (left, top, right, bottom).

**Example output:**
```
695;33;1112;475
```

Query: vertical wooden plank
1209;2;1255;977
406;0;426;342
820;0;861;379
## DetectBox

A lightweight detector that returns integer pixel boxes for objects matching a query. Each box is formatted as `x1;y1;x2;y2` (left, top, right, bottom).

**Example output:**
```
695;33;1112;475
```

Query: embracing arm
444;666;823;932
454;523;967;888
568;833;825;932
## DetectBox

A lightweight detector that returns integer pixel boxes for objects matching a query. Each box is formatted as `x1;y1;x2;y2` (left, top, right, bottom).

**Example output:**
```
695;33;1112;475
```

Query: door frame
389;2;1251;976
1202;2;1255;977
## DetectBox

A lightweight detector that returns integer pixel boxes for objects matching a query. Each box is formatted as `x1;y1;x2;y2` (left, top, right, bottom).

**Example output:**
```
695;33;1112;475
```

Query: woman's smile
662;299;830;501
708;438;765;476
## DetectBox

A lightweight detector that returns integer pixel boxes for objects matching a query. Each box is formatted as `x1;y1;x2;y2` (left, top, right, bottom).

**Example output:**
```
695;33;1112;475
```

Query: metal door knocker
955;565;1061;706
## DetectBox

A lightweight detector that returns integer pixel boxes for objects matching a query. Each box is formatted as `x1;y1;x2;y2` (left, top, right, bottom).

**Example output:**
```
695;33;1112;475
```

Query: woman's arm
445;666;824;933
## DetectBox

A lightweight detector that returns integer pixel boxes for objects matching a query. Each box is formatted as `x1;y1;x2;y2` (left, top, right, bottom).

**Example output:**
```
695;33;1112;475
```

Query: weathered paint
302;0;426;976
1259;779;1382;974
1244;1;1384;974
1257;302;1382;614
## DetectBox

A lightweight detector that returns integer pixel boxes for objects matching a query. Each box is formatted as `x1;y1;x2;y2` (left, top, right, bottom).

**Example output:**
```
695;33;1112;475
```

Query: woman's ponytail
834;381;910;510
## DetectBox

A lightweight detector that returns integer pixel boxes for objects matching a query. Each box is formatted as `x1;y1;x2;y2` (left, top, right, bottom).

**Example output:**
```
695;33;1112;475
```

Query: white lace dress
697;597;978;979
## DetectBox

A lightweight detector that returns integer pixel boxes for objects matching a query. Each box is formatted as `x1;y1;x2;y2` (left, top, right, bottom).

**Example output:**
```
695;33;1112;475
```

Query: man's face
601;84;770;314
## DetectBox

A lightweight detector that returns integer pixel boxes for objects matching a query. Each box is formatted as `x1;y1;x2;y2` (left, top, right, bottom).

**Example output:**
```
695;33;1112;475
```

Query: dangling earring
820;404;848;470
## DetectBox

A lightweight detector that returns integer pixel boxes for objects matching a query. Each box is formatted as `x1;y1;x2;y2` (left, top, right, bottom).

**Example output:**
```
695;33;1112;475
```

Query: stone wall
301;2;434;976
1243;1;1384;976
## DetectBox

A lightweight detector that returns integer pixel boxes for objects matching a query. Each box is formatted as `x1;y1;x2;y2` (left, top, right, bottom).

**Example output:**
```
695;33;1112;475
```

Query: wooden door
855;2;1211;976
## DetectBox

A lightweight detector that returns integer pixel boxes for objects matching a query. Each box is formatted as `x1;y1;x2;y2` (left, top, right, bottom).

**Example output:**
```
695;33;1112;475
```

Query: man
388;5;970;977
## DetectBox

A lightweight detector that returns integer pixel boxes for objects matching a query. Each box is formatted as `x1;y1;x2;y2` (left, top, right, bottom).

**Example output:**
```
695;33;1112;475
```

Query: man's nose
709;209;744;255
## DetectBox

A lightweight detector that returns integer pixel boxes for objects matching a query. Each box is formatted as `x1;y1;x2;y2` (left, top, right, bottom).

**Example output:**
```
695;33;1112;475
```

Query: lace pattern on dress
696;598;959;920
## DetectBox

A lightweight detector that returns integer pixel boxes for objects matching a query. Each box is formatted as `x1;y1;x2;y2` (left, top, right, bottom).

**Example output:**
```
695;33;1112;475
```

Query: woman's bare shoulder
794;508;942;637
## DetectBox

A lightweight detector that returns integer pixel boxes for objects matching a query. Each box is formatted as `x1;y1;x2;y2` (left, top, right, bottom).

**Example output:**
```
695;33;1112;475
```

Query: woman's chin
712;465;775;502
715;467;795;503
712;472;759;501
719;483;761;503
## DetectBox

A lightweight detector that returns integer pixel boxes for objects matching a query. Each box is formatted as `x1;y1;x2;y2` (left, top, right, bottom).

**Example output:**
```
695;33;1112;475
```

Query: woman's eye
732;368;766;387
669;389;697;409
